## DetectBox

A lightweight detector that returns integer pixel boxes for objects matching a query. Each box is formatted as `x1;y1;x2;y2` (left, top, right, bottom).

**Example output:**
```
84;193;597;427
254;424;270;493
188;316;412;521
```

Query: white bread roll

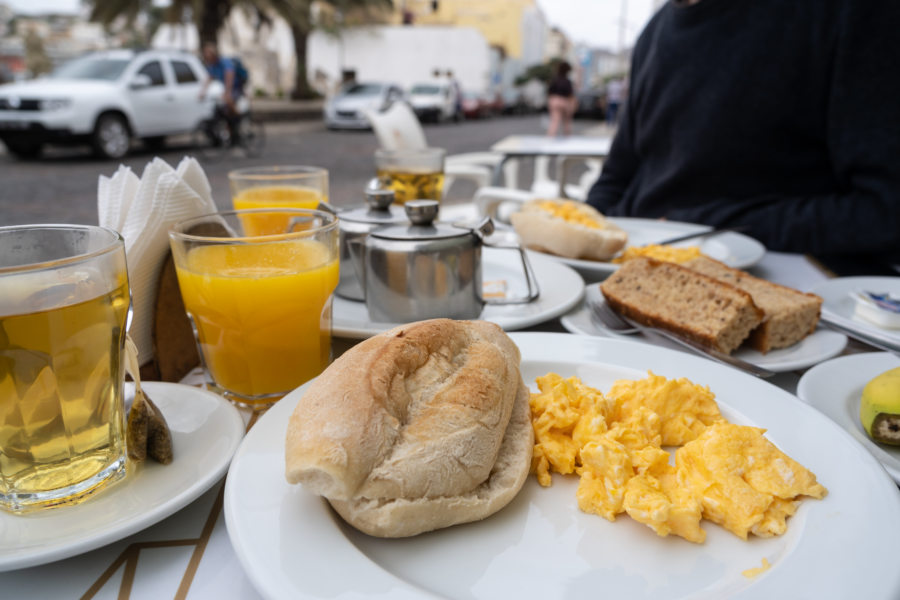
284;318;533;537
510;198;628;261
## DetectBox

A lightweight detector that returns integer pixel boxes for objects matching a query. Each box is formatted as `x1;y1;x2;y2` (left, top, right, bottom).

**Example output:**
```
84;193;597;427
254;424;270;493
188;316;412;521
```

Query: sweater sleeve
585;108;639;213
586;53;643;213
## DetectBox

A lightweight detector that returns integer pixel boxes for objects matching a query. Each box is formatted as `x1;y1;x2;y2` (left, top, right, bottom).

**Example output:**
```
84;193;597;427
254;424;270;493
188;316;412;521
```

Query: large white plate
812;276;900;350
560;284;847;372
797;352;900;484
224;334;900;600
333;247;584;339
0;381;244;572
530;217;766;278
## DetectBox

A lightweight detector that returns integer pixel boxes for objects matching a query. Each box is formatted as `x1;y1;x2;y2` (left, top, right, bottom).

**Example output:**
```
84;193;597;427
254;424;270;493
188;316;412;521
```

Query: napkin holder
140;220;234;383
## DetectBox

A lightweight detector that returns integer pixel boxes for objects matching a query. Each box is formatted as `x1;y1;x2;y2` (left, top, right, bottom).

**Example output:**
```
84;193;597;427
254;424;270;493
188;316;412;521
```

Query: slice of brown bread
684;256;823;353
600;257;764;354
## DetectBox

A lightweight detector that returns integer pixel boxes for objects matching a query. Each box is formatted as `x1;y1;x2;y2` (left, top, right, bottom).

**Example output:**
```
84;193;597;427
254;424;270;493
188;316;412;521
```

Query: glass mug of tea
374;147;446;204
168;208;339;409
0;224;131;513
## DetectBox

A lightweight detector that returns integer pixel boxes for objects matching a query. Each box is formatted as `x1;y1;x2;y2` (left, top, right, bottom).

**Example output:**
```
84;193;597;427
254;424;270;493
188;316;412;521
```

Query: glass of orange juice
0;224;130;513
168;208;339;409
229;166;328;236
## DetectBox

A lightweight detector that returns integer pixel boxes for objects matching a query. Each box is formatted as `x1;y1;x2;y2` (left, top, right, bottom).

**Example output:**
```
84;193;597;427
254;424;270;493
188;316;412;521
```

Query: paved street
0;114;602;226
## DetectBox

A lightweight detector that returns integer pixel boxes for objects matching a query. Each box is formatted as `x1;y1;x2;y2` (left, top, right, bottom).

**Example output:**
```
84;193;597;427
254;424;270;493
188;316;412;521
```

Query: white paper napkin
98;157;217;366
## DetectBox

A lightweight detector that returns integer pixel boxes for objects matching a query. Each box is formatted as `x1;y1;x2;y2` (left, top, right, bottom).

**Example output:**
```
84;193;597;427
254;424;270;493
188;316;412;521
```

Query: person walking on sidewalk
546;61;575;137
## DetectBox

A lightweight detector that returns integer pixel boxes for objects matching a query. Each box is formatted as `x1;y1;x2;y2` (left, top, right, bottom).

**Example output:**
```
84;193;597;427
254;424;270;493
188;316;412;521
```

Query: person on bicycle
199;42;246;142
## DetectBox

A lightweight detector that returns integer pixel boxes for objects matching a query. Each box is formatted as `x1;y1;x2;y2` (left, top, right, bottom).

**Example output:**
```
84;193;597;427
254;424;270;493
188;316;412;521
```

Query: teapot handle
479;237;540;305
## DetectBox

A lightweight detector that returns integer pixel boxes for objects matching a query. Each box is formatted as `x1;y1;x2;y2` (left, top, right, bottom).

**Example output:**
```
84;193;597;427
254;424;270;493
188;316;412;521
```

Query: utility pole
617;0;629;71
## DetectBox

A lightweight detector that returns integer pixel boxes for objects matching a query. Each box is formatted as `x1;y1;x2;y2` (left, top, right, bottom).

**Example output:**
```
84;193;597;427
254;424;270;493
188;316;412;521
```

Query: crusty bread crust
600;257;764;354
284;318;532;537
328;380;533;537
510;200;627;261
684;256;823;353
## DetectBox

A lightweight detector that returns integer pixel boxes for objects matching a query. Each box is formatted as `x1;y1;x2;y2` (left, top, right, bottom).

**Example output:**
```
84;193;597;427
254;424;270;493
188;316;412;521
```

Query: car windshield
49;55;131;81
343;83;383;96
411;85;442;95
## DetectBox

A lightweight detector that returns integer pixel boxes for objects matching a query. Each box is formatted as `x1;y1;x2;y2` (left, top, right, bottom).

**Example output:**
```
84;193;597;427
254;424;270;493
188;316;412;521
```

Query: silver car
324;82;405;130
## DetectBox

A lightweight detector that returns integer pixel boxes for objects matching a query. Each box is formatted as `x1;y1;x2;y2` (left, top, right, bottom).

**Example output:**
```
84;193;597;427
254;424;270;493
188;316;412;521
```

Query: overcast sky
3;0;660;51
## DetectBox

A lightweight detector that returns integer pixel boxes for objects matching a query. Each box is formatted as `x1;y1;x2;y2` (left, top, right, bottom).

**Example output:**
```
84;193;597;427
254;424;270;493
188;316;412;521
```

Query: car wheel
3;139;43;159
92;113;131;159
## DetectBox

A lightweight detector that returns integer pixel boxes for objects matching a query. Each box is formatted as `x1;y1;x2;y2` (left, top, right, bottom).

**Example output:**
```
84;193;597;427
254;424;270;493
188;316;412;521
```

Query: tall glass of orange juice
169;209;339;409
0;224;130;513
229;166;329;236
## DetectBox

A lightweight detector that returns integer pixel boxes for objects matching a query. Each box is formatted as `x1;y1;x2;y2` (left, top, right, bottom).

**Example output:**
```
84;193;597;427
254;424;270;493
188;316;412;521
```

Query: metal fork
588;296;776;379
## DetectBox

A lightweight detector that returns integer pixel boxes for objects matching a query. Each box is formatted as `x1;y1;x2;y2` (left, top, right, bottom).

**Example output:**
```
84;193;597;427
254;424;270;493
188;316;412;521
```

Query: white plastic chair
529;155;602;200
473;156;603;224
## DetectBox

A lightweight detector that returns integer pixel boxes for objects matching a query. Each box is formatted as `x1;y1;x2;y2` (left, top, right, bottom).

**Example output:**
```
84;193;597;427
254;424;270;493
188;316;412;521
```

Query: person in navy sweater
587;0;900;260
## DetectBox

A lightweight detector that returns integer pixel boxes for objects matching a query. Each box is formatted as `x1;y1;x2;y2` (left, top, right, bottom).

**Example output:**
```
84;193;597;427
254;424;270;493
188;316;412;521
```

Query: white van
407;81;460;123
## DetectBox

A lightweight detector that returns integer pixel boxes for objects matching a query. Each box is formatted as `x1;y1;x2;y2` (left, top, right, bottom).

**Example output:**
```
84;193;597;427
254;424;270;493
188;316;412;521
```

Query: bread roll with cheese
284;319;533;537
510;198;628;261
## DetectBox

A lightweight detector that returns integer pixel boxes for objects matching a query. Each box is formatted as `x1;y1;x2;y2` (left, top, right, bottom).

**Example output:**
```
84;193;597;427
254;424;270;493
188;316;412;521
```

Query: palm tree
87;0;392;99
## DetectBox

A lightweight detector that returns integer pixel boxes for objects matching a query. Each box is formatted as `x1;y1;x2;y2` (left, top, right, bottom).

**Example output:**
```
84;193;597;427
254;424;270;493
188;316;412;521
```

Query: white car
0;49;216;159
408;81;460;123
324;82;405;130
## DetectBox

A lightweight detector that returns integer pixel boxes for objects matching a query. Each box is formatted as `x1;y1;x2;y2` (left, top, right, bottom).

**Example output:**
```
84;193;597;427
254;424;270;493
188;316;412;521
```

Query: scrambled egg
535;199;605;229
612;243;703;264
529;372;827;544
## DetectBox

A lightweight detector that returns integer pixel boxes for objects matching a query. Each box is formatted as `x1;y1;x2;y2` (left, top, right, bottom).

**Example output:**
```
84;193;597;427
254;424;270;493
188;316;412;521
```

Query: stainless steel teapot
351;199;540;322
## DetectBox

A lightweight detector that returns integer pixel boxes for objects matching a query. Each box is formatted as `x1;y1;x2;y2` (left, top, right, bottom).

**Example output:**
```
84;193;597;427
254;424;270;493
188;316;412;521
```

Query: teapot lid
371;200;493;241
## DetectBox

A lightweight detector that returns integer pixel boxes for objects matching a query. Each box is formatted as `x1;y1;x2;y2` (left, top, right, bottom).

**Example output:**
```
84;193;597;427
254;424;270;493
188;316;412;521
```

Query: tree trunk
290;24;316;99
199;0;231;46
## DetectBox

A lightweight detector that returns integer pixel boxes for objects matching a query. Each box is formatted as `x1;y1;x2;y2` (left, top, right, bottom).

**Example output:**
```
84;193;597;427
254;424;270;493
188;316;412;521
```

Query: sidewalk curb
251;100;324;123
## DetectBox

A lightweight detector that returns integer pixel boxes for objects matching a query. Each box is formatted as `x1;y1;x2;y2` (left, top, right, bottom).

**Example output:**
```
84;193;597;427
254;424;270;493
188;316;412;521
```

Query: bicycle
192;102;265;160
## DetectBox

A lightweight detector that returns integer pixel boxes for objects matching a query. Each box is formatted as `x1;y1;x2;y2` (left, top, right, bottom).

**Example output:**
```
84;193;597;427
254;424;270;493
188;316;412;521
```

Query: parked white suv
0;49;216;159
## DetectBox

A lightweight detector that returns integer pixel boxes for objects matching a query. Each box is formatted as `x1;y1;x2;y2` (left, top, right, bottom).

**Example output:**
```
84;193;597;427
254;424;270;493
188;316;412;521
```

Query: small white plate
561;285;847;373
333;247;584;339
812;276;900;350
224;334;900;600
530;217;766;278
0;381;244;572
797;352;900;484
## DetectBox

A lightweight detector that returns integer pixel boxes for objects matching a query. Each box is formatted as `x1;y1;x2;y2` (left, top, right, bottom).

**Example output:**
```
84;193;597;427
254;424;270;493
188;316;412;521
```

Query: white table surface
0;250;864;599
490;134;613;157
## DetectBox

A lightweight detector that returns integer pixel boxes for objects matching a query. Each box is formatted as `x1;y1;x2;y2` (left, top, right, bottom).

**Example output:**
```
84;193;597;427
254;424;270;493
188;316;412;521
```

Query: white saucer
333;247;584;339
561;285;847;372
224;334;900;600
797;352;900;484
0;381;244;572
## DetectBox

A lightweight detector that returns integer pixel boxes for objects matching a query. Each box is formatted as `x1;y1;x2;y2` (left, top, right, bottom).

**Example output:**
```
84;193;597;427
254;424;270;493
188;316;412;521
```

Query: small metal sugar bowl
335;177;408;301
356;199;540;322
